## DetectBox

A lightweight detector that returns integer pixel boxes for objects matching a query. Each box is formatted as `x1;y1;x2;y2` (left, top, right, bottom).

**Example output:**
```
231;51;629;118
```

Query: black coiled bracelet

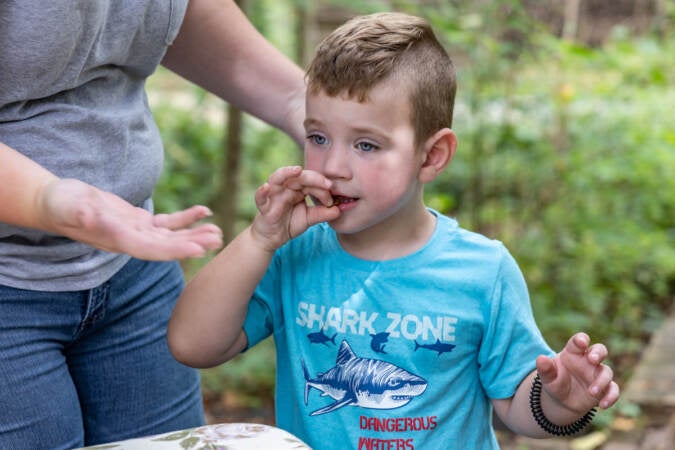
529;373;597;436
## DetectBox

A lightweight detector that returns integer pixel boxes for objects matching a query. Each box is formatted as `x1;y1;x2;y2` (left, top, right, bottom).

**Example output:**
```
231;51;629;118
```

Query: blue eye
307;134;328;146
357;141;378;152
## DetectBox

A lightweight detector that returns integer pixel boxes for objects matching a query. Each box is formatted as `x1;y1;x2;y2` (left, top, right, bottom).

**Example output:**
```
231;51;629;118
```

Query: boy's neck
336;206;436;261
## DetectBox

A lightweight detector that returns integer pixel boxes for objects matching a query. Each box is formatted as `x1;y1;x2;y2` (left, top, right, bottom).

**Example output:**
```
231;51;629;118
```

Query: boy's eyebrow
350;125;388;138
303;118;323;129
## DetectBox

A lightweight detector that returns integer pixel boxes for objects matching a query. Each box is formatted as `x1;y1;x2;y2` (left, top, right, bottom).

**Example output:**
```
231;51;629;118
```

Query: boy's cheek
303;155;321;173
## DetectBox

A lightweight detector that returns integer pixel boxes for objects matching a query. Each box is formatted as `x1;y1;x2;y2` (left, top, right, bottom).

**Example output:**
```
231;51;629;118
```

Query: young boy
168;12;619;449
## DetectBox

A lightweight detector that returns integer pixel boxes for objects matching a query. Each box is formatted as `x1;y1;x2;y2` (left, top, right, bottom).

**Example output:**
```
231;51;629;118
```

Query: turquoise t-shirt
243;210;554;449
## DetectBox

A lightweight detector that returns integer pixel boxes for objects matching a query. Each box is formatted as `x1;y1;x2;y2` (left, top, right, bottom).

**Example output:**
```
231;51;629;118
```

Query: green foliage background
149;0;674;427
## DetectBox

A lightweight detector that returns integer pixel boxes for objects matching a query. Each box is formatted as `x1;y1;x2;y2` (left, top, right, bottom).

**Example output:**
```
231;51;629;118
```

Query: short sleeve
242;251;282;348
477;245;555;399
165;0;188;44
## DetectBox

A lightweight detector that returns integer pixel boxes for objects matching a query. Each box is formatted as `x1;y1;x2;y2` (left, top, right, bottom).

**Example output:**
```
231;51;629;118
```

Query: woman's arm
0;142;223;259
161;0;306;145
0;142;58;230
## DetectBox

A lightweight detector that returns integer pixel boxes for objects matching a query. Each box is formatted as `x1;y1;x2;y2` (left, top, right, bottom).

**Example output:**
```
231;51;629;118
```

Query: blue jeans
0;258;204;449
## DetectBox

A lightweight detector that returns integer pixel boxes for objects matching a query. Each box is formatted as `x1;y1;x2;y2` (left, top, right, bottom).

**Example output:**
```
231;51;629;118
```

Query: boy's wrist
532;374;596;434
246;223;282;255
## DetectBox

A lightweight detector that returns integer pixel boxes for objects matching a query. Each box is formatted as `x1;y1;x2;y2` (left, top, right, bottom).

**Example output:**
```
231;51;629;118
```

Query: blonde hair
306;12;457;146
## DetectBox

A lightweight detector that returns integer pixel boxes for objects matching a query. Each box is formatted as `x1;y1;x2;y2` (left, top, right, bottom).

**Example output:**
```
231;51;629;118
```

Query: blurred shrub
152;92;300;232
427;32;675;358
151;90;223;215
200;338;277;409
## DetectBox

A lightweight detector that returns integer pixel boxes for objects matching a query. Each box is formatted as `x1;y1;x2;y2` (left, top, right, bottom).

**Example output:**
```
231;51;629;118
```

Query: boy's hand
537;332;620;413
251;166;339;252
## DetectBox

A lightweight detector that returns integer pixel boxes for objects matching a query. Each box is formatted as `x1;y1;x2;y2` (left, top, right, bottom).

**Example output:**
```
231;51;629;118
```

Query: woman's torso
0;0;188;291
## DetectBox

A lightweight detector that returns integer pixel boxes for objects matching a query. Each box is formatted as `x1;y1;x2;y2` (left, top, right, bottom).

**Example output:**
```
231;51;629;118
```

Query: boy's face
304;79;428;238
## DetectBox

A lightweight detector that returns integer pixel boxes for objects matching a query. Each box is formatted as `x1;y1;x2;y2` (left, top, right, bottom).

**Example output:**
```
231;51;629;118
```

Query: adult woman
0;1;305;448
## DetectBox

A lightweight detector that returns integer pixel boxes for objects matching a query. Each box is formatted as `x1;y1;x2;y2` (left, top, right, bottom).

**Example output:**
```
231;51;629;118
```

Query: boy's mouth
332;195;356;206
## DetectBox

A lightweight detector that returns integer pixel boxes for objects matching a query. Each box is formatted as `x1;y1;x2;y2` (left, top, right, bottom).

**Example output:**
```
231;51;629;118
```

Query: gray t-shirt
0;0;188;291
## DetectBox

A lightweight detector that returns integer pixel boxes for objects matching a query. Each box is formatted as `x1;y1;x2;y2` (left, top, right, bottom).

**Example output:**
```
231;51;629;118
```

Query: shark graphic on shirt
369;331;389;354
414;338;456;356
301;340;427;416
307;329;337;346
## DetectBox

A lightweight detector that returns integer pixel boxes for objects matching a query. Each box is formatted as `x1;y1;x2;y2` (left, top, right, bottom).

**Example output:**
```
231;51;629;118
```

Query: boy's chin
326;217;367;236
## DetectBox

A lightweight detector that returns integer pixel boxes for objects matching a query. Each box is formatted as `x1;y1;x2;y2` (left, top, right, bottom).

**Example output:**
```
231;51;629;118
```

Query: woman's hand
38;178;223;260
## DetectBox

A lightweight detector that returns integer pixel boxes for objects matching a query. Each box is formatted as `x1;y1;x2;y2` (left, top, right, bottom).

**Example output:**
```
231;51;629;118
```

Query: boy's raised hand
251;166;339;251
536;332;620;414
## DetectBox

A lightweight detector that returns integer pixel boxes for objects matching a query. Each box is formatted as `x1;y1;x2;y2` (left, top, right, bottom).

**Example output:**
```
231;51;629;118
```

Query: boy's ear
419;128;457;183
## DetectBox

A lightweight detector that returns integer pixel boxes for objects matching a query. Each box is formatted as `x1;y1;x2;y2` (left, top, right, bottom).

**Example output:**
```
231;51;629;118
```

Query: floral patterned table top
78;423;312;450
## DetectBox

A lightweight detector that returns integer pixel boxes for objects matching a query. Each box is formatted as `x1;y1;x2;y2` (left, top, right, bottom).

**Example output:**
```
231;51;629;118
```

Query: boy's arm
0;142;222;260
167;166;338;368
167;224;278;368
492;333;620;438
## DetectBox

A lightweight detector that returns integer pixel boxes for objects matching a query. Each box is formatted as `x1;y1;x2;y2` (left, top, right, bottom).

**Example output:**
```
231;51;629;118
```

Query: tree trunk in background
294;1;307;65
215;0;245;243
652;0;666;38
217;105;242;243
563;0;581;41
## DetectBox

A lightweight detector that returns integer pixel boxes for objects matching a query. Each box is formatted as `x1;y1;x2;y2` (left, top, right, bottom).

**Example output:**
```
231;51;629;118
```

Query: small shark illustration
414;339;456;356
307;330;337;346
302;340;427;416
369;332;389;354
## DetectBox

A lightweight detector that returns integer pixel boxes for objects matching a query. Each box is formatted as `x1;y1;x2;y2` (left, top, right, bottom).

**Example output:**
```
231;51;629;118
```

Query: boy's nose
321;147;350;179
